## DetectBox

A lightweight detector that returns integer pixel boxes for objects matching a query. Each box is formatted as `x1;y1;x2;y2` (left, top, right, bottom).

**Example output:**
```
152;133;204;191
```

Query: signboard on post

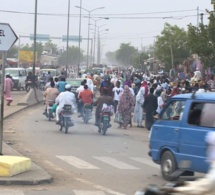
19;50;37;63
62;35;82;42
0;23;18;51
30;34;50;41
0;23;18;154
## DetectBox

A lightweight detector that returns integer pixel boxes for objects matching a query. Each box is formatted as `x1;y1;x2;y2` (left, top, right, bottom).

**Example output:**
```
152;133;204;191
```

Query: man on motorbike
94;88;113;126
25;71;38;89
55;84;76;124
43;81;59;115
78;85;93;117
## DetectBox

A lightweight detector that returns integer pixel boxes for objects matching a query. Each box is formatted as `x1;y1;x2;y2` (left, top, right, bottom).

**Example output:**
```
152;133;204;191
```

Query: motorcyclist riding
25;71;38;89
43;81;59;115
55;84;76;124
78;84;93;117
93;88;113;126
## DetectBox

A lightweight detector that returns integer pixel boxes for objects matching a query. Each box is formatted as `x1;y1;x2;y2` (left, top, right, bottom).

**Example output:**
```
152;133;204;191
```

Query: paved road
3;105;166;195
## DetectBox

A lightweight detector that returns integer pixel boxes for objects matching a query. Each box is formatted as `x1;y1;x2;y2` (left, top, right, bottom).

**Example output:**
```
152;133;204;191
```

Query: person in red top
78;85;93;117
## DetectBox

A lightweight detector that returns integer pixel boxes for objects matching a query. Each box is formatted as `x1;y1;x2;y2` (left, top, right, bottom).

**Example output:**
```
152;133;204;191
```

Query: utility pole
200;13;204;24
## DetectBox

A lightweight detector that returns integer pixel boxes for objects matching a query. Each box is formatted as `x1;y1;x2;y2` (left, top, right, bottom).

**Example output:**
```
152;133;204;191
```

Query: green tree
105;51;116;64
58;46;83;65
115;43;137;66
131;51;153;69
187;11;215;67
7;45;18;58
155;23;190;70
44;40;58;55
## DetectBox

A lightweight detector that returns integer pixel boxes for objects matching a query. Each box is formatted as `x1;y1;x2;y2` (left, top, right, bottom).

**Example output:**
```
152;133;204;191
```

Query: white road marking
56;156;100;169
130;157;160;169
44;160;64;172
0;190;24;195
94;156;139;170
75;177;126;195
73;190;106;195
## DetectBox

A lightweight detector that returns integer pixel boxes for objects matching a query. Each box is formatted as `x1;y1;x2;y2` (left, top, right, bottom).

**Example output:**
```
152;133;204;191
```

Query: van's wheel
161;151;178;181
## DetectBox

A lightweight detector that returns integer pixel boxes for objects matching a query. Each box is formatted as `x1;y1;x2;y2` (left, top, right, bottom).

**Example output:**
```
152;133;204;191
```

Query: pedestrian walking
4;74;14;106
118;85;134;129
156;90;164;115
112;81;123;113
133;87;145;128
143;88;158;130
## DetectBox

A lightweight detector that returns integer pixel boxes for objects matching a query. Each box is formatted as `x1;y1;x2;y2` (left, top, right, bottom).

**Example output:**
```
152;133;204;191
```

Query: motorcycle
98;112;111;135
25;80;32;92
82;104;93;124
58;104;74;134
46;100;55;121
136;182;186;195
97;104;113;135
25;80;38;92
39;80;46;91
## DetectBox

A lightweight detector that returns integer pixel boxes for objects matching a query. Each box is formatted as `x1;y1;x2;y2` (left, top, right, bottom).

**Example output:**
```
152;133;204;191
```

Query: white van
5;68;27;90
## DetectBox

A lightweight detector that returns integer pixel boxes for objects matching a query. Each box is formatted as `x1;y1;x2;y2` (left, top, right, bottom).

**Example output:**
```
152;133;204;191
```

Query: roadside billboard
19;50;37;63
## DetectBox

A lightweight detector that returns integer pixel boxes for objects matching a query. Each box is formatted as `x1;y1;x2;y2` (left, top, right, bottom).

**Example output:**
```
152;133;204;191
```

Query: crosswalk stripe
56;156;100;169
73;190;106;195
0;190;24;195
94;157;139;170
130;157;160;169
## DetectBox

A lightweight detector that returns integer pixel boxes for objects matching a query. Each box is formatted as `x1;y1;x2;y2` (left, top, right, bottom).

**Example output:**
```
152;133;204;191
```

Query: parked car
40;68;60;79
149;92;215;181
5;68;27;90
66;78;83;97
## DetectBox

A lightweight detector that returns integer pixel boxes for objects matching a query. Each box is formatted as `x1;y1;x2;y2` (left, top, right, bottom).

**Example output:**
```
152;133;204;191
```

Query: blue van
149;92;215;181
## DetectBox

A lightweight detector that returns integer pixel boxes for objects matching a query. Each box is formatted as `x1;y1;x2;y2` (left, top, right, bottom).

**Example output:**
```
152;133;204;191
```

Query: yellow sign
19;50;37;63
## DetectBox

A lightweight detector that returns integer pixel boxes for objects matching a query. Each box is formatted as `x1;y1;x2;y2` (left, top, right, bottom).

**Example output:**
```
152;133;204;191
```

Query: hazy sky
0;0;213;56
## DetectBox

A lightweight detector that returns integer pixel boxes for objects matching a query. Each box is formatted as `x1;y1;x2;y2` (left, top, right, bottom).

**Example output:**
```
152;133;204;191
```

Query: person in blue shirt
56;77;67;93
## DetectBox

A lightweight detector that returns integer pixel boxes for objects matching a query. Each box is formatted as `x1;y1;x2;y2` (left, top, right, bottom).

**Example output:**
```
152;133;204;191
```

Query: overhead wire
0;8;199;20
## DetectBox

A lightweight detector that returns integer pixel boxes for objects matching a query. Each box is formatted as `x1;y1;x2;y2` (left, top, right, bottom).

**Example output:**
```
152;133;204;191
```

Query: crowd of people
90;67;215;130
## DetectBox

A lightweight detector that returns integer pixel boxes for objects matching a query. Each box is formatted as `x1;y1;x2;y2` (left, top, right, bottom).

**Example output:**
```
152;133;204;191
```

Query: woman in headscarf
133;87;145;127
118;85;134;129
4;74;14;106
141;81;148;98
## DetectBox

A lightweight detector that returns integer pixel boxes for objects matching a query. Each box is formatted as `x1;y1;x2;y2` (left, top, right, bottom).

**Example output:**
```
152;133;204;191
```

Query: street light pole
75;6;105;69
33;0;38;88
66;0;71;78
87;12;91;69
77;0;82;78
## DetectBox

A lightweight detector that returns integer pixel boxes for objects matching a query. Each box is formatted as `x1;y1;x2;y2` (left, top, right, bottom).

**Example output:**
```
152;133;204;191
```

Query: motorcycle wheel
84;116;88;124
98;123;102;133
102;124;107;135
48;112;51;121
65;120;69;134
26;85;31;93
39;83;45;91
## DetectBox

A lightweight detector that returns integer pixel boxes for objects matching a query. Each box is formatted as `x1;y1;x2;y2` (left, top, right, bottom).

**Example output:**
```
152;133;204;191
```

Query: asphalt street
3;103;166;195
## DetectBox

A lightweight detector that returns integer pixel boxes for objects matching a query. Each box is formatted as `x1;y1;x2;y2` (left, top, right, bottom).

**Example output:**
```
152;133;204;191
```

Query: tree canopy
115;43;137;66
155;23;190;70
187;10;215;67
